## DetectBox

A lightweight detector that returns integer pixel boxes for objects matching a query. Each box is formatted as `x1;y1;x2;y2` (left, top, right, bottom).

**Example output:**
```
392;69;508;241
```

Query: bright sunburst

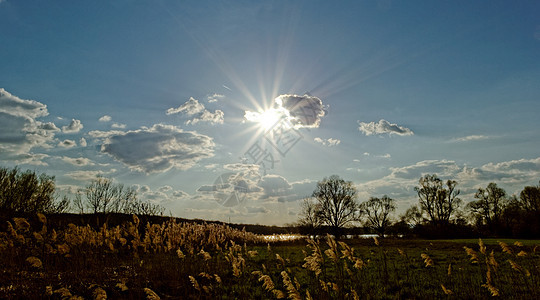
244;108;286;131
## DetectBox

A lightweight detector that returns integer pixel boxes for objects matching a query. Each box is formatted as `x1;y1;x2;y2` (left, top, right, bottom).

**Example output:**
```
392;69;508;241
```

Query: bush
0;166;67;215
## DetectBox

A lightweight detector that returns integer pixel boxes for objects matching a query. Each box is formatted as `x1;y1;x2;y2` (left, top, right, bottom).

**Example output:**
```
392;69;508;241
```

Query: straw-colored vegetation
1;213;539;299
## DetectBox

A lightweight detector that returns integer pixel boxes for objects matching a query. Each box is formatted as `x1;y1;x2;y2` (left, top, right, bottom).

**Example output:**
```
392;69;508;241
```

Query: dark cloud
276;94;326;128
358;119;413;136
258;174;292;197
100;124;215;173
61;156;94;166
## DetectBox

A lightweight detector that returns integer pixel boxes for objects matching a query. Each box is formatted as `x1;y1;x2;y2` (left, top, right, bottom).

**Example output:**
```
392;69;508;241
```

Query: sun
258;109;283;130
245;108;285;131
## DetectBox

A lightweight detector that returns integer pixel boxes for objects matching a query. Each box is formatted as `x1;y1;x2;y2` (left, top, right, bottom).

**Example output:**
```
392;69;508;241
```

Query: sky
1;0;540;226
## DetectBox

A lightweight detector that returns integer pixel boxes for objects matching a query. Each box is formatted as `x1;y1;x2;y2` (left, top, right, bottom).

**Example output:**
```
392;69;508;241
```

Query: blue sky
1;0;540;225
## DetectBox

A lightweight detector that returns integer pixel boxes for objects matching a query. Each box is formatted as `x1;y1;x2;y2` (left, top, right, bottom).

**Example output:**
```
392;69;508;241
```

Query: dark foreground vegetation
1;213;540;299
1;166;540;298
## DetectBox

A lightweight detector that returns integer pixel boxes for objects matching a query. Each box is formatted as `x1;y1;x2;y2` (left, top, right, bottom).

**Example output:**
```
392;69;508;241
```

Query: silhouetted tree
0;166;67;214
415;174;461;227
361;195;395;237
311;175;360;237
468;182;507;232
297;197;321;232
519;181;540;213
400;205;425;227
83;176;137;214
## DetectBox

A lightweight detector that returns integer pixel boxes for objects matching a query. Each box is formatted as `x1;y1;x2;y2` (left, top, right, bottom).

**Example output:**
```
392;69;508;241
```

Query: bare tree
400;205;425;227
83;176;137;214
85;176;116;214
415;174;461;226
519;181;540;213
311;175;360;237
73;190;85;214
361;195;395;237
297;197;321;230
468;182;507;230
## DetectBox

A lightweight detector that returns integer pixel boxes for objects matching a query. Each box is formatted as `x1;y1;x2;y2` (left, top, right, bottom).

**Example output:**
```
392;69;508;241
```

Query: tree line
298;174;540;238
0;166;164;217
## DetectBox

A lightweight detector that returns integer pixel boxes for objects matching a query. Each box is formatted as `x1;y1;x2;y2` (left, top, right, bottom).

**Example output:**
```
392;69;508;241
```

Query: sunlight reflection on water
261;234;380;242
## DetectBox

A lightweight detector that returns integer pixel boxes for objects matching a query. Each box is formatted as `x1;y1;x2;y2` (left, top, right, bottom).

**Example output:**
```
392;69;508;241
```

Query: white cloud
88;130;125;138
451;135;490;142
99;115;112;122
357;157;540;214
244;94;326;129
111;122;126;129
158;185;173;193
61;156;94;166
314;137;341;147
167;97;204;115
10;153;50;166
79;138;87;147
358;119;413;136
362;152;391;159
207;93;225;103
167;97;224;125
62;119;83;133
99;124;215;173
0;89;59;161
0;88;48;118
58;139;77;148
186;109;224;125
66;169;116;182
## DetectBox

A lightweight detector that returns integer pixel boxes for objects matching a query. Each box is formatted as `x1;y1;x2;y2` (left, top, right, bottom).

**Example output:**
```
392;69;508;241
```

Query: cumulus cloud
244;94;326;129
58;139;77;148
158;185;173;193
0;89;59;160
61;156;94;166
10;153;50;166
66;169;116;181
167;97;204;115
0;88;48;118
358;119;413;136
88;129;125;139
458;157;540;185
187;109;224;125
79;138;87;147
314;137;341;147
99;124;215;173
167;97;224;125
258;174;292;198
111;122;126;129
62;119;83;133
99;115;112;122
357;157;540;214
277;94;326;128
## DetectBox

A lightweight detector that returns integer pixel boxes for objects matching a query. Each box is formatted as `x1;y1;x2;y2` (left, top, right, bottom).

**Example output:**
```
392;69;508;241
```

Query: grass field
1;215;539;299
